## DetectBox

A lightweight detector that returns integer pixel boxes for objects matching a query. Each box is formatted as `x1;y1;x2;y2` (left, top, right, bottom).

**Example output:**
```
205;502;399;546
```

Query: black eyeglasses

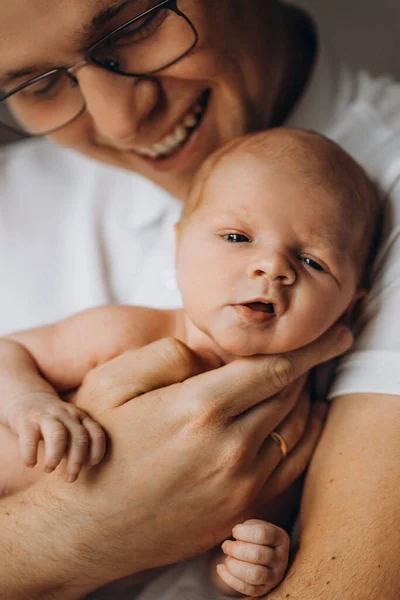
0;0;198;136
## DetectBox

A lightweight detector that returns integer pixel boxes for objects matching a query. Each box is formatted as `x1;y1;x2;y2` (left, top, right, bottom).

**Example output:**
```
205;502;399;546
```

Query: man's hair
181;128;381;284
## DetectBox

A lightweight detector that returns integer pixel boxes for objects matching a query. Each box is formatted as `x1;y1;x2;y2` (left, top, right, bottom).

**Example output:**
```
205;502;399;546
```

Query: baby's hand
217;519;290;597
6;393;106;482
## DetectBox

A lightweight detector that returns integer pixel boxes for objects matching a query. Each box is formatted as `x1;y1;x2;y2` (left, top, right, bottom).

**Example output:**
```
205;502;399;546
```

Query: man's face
0;0;287;198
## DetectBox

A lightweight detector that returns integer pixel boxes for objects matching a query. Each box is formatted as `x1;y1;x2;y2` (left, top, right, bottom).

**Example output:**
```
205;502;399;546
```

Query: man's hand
0;325;351;599
69;326;351;585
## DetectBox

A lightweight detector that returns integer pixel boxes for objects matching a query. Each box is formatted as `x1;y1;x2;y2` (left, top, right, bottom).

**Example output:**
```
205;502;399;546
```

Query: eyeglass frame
0;0;198;135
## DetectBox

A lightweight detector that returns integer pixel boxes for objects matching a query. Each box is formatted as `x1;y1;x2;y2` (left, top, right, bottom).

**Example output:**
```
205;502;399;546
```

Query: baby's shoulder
84;304;179;357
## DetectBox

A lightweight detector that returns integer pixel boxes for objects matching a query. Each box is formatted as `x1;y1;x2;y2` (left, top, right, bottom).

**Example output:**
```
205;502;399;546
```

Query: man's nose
249;252;296;285
77;66;159;141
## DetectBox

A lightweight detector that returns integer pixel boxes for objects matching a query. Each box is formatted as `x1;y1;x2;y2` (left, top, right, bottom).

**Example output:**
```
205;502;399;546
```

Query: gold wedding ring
269;431;288;459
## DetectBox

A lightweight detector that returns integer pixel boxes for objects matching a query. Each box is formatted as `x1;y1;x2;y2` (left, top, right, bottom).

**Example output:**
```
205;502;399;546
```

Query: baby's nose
251;253;296;285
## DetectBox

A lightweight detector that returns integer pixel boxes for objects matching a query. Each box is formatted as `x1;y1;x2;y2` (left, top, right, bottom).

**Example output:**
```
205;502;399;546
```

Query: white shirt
0;44;399;399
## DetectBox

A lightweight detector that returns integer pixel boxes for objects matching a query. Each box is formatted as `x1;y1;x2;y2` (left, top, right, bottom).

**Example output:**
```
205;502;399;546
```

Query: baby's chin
212;330;292;358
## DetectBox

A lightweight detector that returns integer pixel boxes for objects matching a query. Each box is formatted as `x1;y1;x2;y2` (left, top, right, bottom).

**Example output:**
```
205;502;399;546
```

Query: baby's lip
240;296;285;318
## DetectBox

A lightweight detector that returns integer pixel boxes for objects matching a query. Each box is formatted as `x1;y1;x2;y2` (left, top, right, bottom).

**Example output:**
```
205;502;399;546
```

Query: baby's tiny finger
222;540;277;567
216;563;268;597
232;520;289;549
40;417;68;472
224;556;272;587
17;421;41;467
64;419;90;482
82;417;106;466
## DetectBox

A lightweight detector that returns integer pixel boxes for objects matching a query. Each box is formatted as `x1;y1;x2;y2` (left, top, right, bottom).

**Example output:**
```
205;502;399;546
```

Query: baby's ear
344;288;367;326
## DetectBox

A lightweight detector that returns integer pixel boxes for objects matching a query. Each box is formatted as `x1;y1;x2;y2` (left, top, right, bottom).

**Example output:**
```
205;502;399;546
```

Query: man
0;1;400;599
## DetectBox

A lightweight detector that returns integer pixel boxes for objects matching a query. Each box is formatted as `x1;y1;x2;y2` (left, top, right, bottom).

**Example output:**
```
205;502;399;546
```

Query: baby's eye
298;255;326;272
223;233;251;243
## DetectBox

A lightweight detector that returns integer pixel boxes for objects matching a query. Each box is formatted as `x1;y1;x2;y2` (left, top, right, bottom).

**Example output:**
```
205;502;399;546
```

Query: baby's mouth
244;302;275;314
232;301;277;325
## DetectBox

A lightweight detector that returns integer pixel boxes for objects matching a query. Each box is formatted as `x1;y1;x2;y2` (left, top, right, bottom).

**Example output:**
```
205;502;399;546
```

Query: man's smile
134;89;211;160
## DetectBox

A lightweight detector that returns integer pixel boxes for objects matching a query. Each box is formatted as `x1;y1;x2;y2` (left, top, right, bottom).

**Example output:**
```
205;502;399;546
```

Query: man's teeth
137;102;205;159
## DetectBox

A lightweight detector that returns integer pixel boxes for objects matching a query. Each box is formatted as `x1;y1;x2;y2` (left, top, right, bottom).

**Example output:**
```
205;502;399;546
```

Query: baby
0;128;379;598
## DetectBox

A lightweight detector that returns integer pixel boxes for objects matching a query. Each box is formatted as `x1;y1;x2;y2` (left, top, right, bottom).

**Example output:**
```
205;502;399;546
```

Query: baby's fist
217;519;290;597
8;393;106;482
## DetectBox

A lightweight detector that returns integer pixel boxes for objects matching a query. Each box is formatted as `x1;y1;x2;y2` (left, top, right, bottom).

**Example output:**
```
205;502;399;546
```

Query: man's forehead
0;0;141;79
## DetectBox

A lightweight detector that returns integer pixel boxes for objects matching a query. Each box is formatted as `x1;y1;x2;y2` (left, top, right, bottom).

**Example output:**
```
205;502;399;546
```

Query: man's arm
260;393;400;600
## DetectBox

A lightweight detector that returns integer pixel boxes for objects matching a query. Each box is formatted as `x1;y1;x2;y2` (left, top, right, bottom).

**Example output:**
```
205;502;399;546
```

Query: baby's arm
211;519;290;597
0;305;170;482
0;335;106;482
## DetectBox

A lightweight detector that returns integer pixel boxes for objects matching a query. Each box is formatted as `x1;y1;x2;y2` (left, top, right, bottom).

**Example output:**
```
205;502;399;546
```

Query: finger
258;400;328;504
39;417;68;472
82;417;107;466
77;337;219;413
237;375;307;452
185;325;351;419
16;420;41;467
63;418;90;482
216;563;270;597
222;540;278;567
223;556;273;588
257;385;311;467
232;521;289;550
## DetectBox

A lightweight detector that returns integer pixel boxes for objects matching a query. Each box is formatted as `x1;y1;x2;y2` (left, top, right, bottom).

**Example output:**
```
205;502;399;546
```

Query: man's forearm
259;394;400;600
0;480;103;599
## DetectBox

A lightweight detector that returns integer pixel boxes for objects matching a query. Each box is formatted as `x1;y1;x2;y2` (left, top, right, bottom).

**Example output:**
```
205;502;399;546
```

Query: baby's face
176;151;360;357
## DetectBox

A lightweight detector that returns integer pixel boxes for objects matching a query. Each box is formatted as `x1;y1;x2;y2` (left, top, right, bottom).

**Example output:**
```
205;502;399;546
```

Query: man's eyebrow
0;0;136;87
79;0;137;46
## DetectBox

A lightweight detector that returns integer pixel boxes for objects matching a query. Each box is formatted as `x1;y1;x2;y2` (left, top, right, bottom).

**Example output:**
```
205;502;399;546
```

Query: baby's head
176;128;380;358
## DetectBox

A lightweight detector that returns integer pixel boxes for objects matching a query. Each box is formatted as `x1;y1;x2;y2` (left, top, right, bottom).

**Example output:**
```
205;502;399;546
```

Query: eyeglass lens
0;0;196;135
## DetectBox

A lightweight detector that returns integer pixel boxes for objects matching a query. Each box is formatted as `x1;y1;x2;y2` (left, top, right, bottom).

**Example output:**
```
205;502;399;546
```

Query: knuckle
184;387;224;431
223;436;248;469
48;426;67;442
82;365;115;397
270;356;295;390
250;545;265;563
74;431;90;447
156;337;193;373
20;436;37;448
67;405;86;418
245;565;265;585
253;527;268;545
